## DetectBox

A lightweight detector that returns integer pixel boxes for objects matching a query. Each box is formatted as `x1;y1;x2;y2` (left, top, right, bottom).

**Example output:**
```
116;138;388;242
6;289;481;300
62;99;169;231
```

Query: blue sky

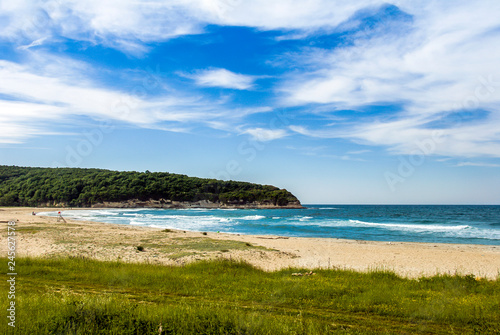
1;0;500;204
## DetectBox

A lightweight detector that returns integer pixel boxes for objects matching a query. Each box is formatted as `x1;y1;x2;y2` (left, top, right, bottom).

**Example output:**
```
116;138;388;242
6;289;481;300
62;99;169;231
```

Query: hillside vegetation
0;166;301;208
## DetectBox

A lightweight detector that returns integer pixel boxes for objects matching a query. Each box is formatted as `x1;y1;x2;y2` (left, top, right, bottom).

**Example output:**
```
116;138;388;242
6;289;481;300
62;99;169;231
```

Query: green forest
0;166;301;207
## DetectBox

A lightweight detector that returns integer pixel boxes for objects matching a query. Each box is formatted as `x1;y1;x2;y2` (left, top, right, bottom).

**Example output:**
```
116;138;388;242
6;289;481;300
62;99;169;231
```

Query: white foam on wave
151;214;191;219
240;215;265;221
124;213;152;218
348;219;470;231
119;212;145;218
149;225;166;229
40;209;500;242
282;217;499;240
129;219;145;225
40;210;234;232
346;219;499;240
138;214;234;231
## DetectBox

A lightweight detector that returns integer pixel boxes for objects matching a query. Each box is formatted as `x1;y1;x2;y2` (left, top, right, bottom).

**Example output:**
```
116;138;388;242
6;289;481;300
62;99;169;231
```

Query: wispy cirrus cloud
17;37;47;50
279;1;500;158
0;0;204;56
290;114;500;159
0;0;390;56
200;0;382;30
1;0;387;145
243;128;288;142
0;100;66;144
185;68;257;90
347;149;371;155
2;0;500;162
456;162;500;168
0;54;269;143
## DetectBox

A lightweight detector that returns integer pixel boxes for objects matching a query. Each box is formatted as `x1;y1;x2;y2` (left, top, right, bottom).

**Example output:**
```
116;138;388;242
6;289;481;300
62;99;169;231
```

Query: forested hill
0;166;303;209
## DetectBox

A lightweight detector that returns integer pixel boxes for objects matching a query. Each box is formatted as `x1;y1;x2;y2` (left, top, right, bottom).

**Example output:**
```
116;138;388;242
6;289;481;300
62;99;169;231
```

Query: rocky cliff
91;198;304;209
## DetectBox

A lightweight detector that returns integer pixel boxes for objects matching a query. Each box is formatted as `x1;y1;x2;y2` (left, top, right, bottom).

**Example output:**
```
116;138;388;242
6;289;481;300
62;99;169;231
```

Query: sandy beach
1;207;499;279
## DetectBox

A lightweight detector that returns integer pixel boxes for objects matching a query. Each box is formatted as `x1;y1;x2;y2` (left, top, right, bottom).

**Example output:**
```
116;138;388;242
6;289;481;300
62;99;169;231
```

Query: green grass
1;257;499;334
2;224;62;234
139;237;271;259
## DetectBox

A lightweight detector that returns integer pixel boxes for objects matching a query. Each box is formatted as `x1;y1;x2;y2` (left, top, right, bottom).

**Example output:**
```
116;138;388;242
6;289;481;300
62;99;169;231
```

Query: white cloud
2;0;500;162
347;149;371;155
0;0;391;55
289;125;340;138
350;118;500;158
243;128;288;141
199;0;382;30
17;37;47;50
0;101;60;143
0;0;204;55
456;162;500;168
0;55;268;143
188;68;256;90
279;1;500;158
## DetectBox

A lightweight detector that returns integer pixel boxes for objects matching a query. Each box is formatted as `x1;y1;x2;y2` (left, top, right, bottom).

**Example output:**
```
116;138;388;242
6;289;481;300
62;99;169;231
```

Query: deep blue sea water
41;205;500;245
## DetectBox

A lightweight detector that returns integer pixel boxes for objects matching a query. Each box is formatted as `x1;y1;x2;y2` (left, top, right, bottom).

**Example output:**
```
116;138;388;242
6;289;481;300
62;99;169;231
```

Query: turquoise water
42;205;500;245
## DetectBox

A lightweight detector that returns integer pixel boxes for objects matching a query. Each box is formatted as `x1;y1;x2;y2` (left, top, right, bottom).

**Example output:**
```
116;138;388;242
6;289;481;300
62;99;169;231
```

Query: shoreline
1;207;499;279
34;207;499;246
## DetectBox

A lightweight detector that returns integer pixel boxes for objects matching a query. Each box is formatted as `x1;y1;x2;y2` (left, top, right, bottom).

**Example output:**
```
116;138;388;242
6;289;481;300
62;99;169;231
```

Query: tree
0;165;301;207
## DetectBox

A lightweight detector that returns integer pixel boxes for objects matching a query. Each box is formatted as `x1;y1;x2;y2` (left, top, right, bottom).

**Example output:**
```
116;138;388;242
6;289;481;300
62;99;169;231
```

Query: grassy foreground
1;257;499;334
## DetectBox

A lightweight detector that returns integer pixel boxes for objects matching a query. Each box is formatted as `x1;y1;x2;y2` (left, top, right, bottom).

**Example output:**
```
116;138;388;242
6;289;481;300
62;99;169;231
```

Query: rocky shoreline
90;199;304;209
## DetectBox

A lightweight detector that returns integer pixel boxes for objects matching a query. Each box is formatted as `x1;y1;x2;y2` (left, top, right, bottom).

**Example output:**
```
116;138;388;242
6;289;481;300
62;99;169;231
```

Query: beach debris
292;271;316;276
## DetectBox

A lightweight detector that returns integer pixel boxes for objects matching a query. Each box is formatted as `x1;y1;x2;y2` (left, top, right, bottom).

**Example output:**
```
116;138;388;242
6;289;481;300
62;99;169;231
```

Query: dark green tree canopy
0;166;301;208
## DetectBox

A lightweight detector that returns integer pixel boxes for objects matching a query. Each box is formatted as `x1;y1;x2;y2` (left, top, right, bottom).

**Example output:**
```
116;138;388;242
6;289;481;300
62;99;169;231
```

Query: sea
40;205;500;245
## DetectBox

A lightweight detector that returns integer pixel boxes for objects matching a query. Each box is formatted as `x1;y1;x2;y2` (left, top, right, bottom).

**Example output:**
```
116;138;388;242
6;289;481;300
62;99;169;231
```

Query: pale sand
1;207;499;279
